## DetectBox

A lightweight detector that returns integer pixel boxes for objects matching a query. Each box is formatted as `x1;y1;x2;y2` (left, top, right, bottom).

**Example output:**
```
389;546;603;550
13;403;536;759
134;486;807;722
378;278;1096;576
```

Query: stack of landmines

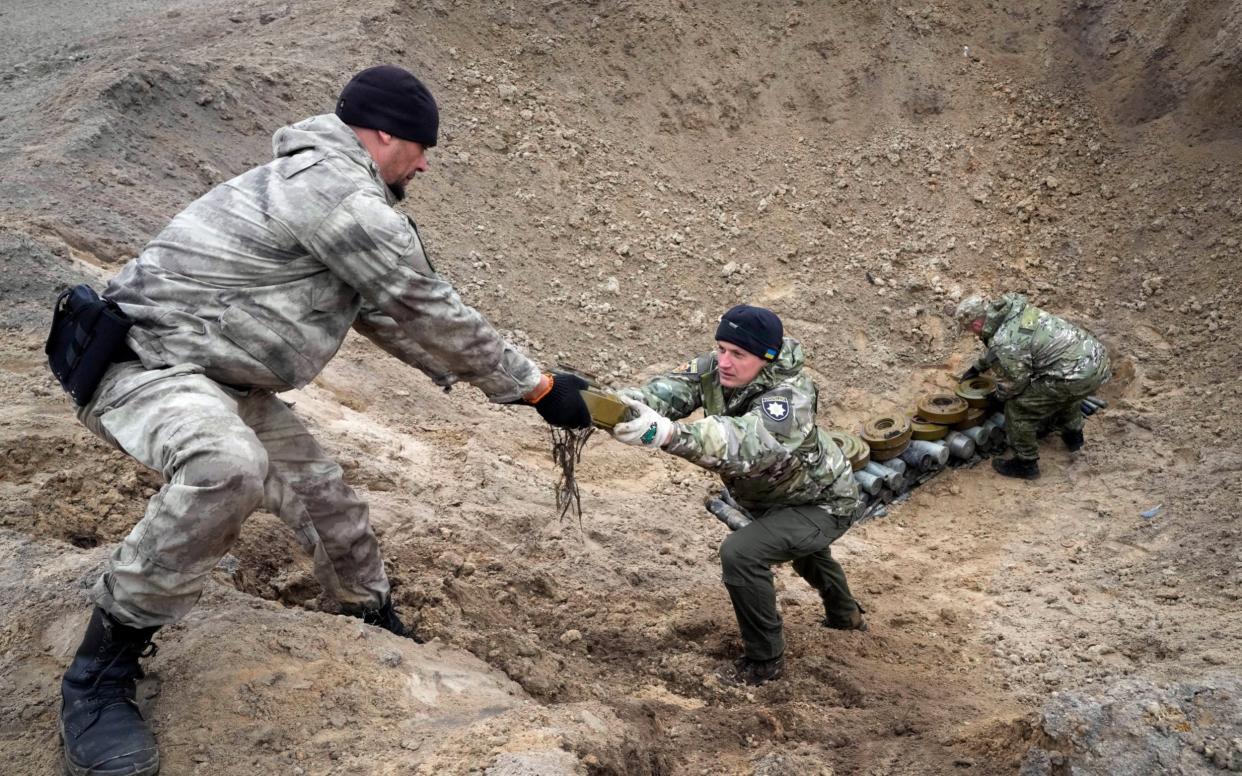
705;379;1107;530
839;378;1107;522
836;377;1003;520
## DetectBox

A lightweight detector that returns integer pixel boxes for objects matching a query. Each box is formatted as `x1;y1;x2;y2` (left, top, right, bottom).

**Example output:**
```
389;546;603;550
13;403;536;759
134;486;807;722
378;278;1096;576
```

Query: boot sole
823;619;868;632
991;460;1040;479
60;719;160;776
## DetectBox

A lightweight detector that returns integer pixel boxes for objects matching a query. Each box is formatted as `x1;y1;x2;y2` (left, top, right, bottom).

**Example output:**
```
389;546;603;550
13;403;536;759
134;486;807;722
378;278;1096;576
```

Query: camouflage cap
954;294;988;325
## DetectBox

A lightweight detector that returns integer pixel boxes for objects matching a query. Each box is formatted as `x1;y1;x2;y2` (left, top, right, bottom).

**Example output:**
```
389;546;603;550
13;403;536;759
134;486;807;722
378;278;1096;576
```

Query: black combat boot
823;602;868;632
1061;429;1084;452
721;655;786;686
355;598;424;643
992;455;1040;480
60;607;160;776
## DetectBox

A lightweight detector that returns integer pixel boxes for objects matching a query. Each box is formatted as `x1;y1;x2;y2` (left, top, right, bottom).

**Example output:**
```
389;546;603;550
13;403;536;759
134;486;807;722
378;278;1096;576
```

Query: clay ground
0;1;1240;774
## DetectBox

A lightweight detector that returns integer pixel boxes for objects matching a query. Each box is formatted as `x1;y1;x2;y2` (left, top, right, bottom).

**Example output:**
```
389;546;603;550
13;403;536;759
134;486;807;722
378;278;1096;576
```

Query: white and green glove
612;397;674;449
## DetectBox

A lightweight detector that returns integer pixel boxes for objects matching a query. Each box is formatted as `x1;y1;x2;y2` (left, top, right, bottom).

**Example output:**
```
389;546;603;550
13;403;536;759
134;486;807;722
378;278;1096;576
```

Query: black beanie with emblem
715;305;784;361
335;65;439;147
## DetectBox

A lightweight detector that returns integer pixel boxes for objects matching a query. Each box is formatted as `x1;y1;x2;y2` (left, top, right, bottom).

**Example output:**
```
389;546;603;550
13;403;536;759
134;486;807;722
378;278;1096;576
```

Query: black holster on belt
45;284;136;406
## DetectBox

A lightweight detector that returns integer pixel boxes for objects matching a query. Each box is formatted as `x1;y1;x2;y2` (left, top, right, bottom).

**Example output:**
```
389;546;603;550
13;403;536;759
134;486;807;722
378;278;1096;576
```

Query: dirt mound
0;0;1240;773
0;528;666;775
1059;0;1242;138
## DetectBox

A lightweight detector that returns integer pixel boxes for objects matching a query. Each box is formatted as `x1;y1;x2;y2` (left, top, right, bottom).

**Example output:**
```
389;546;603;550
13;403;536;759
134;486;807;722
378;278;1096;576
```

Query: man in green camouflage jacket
611;305;865;686
56;66;590;776
956;292;1111;480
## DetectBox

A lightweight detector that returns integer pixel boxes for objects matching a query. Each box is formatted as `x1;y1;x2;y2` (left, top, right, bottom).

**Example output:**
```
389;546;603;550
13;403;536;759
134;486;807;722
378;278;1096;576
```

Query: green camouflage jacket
621;338;858;514
103;114;539;401
973;293;1110;399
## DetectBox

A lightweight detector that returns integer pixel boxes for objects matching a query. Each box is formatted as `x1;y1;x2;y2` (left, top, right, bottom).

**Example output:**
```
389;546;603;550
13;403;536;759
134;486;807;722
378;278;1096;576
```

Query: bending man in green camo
956;293;1111;480
609;305;865;686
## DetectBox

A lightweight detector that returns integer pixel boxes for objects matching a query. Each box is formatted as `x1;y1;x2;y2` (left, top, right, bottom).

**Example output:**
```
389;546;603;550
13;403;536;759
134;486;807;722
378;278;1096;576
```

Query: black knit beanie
335;65;439;147
715;305;784;361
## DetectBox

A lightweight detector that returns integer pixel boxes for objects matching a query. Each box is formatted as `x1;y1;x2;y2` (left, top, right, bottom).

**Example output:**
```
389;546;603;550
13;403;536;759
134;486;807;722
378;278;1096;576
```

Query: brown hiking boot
718;655;785;686
992;455;1040;480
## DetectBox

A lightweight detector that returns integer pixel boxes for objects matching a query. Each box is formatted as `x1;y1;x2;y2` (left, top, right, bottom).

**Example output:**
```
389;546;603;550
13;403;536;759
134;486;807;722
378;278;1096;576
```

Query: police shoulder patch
760;394;791;424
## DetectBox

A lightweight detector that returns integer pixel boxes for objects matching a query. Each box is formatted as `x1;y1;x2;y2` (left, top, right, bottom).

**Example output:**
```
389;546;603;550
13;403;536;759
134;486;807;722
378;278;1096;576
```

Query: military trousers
718;503;859;661
76;361;389;629
1005;371;1108;460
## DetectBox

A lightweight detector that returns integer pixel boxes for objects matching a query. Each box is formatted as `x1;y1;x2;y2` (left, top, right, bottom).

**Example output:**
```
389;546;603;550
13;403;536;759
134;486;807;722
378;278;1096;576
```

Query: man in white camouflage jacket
57;65;590;776
611;305;865;686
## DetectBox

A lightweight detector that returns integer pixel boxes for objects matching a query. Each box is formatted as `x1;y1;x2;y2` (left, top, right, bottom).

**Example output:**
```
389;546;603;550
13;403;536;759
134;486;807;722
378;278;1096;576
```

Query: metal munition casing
916;394;969;425
579;387;631;430
955;376;998;409
705;497;753;531
943;430;976;459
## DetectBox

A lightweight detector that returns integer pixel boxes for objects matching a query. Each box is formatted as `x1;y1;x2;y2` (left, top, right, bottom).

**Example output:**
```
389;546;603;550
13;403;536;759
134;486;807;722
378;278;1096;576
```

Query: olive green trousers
719;504;859;661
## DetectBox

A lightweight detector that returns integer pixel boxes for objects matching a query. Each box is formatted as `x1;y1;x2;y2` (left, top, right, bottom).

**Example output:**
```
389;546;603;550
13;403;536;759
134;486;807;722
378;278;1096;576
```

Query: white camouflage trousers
77;361;389;628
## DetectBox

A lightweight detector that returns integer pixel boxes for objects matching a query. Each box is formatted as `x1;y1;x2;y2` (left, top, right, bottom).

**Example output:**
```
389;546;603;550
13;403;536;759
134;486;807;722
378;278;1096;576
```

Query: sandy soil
1;1;1240;774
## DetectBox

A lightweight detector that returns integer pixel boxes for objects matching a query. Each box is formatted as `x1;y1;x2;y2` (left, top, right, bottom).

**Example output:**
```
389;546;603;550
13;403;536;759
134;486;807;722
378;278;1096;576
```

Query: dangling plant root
550;425;594;522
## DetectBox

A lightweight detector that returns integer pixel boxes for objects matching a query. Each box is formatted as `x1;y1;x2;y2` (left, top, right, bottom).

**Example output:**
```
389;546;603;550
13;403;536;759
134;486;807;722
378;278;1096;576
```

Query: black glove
530;372;591;429
959;365;981;381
